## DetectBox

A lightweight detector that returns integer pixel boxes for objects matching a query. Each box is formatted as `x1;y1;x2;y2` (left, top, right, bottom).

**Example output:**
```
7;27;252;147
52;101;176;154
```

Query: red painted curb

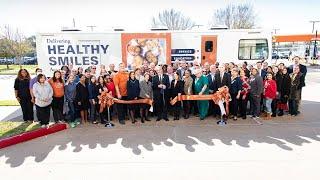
0;123;67;149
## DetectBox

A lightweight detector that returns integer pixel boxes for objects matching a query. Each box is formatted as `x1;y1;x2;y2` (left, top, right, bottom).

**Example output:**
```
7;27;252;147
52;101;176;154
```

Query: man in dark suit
256;61;267;112
215;64;231;89
213;64;231;117
287;56;307;112
177;60;189;79
256;61;267;79
152;66;170;121
287;56;307;87
207;64;218;116
241;62;251;78
207;65;217;92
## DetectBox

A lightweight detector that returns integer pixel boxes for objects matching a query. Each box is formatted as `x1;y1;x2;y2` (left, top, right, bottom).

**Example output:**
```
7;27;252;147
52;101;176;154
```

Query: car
23;57;37;65
272;52;280;59
280;53;289;59
0;58;14;64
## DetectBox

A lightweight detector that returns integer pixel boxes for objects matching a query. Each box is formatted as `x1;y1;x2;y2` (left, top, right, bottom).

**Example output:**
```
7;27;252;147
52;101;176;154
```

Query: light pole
272;28;280;35
310;20;320;33
87;25;96;32
309;21;319;64
272;28;280;62
191;24;204;29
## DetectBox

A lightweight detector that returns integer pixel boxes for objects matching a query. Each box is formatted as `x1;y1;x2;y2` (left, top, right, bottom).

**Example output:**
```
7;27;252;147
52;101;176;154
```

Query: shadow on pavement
0;100;320;168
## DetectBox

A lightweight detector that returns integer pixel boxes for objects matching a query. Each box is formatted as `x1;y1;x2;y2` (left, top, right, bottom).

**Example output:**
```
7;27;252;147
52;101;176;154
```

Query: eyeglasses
92;68;96;69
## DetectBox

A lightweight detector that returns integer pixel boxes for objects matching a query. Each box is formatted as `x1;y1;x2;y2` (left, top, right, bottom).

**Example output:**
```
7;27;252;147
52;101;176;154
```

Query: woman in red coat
263;73;277;119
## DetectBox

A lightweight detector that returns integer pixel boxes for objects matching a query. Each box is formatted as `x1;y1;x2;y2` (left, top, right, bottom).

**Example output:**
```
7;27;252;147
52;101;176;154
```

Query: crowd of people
14;56;307;128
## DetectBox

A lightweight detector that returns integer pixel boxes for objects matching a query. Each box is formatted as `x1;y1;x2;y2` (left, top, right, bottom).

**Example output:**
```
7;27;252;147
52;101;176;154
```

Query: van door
201;35;217;64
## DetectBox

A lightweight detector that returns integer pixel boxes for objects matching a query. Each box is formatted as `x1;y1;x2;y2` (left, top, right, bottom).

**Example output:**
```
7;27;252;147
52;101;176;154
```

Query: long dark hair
52;70;63;83
129;71;135;80
174;72;180;80
97;76;105;86
17;69;31;80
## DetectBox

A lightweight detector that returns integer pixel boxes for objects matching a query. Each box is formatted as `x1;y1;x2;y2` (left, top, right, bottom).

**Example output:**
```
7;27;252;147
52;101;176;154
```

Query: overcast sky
0;0;319;36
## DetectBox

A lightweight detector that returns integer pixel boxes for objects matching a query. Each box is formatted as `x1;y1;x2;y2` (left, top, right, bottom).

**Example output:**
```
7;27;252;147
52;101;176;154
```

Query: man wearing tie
215;64;231;89
214;64;231;118
152;66;170;121
256;61;267;79
177;60;188;79
207;65;218;117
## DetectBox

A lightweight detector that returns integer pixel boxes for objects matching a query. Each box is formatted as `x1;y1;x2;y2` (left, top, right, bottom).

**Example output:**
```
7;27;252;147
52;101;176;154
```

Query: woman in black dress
277;68;291;116
170;72;184;120
96;76;108;124
127;71;140;123
14;69;34;122
75;74;89;124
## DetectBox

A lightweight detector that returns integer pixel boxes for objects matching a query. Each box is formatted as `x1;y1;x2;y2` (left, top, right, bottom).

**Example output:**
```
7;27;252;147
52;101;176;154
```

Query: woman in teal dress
194;69;209;120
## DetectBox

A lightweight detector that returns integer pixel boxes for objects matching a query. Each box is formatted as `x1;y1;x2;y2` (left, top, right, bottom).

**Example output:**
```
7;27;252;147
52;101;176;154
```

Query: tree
0;25;34;68
211;3;256;29
152;9;196;30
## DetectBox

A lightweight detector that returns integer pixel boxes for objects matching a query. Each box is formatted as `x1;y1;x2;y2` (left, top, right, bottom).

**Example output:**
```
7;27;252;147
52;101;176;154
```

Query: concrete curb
0;123;67;149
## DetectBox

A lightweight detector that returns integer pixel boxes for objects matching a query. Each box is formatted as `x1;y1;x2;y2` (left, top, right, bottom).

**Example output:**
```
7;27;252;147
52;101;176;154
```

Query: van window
205;41;213;52
238;39;268;60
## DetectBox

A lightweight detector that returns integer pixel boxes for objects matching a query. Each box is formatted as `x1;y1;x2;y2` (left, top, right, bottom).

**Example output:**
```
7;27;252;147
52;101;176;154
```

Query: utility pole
309;21;319;65
272;28;280;63
310;20;320;33
73;18;76;28
87;25;96;32
272;28;280;35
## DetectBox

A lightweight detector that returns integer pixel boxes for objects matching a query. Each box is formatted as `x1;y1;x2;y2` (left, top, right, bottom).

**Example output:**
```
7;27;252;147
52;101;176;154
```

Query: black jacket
127;79;140;100
170;80;184;98
152;74;170;99
214;72;231;89
207;73;217;93
279;73;291;103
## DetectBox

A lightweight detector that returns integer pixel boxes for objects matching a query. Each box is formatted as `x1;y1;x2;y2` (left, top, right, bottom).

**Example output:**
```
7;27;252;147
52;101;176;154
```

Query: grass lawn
0;121;40;139
0;100;20;106
0;65;38;75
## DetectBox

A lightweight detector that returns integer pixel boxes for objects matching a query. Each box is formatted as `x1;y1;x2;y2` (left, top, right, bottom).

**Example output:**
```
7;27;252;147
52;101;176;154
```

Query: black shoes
105;122;115;127
278;110;284;116
132;120;137;124
164;118;169;121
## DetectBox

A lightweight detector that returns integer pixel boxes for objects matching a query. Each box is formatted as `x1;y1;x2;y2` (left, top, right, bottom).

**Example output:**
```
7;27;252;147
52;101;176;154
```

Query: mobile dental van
36;29;272;74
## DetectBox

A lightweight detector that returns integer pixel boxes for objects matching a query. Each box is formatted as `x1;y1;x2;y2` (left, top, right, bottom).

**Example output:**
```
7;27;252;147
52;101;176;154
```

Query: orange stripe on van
273;34;319;42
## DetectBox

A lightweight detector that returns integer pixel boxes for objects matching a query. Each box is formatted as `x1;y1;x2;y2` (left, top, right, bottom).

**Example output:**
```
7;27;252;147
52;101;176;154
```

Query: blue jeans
89;100;97;122
264;98;273;113
67;101;76;122
289;99;298;115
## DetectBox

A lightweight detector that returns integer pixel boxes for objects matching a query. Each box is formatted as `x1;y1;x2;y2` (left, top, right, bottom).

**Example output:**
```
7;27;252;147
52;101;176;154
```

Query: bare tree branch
211;3;256;29
152;9;196;30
